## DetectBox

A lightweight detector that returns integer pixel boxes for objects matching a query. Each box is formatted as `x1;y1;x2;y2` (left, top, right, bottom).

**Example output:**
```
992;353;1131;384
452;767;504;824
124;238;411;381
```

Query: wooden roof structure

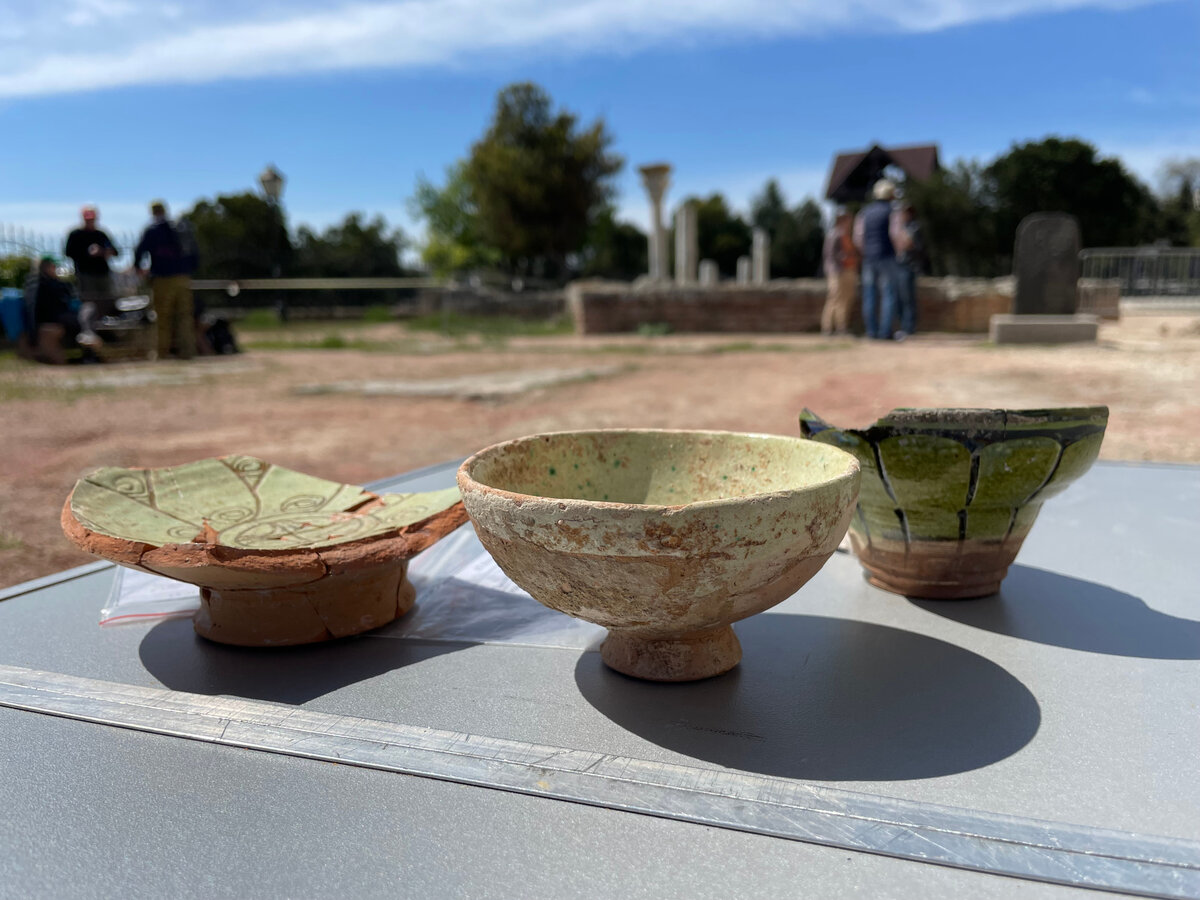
825;143;940;203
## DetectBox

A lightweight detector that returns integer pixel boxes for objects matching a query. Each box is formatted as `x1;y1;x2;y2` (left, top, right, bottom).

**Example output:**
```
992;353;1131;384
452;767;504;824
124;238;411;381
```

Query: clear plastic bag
98;524;604;650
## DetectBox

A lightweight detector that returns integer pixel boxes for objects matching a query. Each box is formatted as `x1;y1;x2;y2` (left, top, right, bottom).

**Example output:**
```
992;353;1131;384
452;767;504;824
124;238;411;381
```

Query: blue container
0;287;25;341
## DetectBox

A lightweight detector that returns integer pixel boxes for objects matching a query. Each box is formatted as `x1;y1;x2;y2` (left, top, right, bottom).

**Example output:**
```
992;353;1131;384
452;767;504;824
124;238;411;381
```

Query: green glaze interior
467;431;853;506
70;455;460;550
799;407;1107;543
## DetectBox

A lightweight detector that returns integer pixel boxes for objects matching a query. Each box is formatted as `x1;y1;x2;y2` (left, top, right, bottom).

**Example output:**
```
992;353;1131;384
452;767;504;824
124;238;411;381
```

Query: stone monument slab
1013;213;1081;315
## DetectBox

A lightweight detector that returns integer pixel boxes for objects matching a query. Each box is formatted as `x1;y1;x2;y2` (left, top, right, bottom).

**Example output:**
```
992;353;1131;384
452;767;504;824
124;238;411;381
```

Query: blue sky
0;0;1195;242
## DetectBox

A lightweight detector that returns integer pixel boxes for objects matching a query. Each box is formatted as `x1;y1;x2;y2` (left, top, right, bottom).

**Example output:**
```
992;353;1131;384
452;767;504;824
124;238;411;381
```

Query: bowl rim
800;405;1109;437
457;428;860;514
60;456;467;573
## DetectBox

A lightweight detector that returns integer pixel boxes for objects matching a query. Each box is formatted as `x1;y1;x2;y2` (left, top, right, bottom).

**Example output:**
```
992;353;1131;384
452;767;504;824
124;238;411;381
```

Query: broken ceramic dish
799;407;1108;599
62;455;466;646
457;429;860;682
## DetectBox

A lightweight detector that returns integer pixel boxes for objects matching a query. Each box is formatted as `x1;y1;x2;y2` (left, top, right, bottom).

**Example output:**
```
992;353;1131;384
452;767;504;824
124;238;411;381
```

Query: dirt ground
3;313;1199;589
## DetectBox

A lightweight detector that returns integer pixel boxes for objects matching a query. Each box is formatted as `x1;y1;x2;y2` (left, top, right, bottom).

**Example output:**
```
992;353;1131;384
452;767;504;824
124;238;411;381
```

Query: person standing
64;205;119;343
821;209;860;335
133;200;198;360
65;206;119;310
893;204;926;339
853;179;902;340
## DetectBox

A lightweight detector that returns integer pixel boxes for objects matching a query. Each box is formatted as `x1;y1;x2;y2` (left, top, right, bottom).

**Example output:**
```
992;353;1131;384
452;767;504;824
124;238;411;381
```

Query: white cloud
0;0;1157;98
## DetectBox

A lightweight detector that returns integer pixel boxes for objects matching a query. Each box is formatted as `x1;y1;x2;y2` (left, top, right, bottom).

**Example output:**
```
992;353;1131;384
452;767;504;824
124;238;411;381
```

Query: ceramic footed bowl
62;455;467;646
799;407;1108;599
457;430;860;682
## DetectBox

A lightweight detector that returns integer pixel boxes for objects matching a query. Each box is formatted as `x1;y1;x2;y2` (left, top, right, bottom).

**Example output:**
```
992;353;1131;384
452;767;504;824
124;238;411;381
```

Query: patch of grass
405;312;574;338
0;378;113;403
636;322;672;337
242;332;376;351
705;340;851;354
362;304;394;324
0;532;25;552
239;309;282;329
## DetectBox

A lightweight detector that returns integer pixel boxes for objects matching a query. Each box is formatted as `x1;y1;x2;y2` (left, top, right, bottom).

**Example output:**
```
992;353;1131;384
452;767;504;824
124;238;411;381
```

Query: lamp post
258;164;286;320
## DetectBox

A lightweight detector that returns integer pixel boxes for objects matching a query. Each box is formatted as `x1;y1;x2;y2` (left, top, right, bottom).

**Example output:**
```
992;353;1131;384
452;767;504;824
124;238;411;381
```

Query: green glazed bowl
458;429;860;681
62;455;466;646
799;407;1108;599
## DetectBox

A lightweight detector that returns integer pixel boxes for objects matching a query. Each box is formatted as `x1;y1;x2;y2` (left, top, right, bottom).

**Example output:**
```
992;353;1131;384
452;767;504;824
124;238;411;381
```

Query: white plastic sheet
100;525;604;650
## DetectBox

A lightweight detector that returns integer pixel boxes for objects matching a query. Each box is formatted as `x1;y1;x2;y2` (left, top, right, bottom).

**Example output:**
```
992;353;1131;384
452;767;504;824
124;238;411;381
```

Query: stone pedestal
675;201;699;285
752;228;770;284
638;164;672;282
698;259;719;286
736;256;751;284
989;314;1099;344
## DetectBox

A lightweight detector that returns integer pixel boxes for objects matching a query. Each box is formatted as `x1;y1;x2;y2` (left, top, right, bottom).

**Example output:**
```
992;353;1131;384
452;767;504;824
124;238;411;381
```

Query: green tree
410;162;498;276
184;192;293;278
580;206;647;280
905;161;1001;276
1156;158;1200;246
690;193;751;276
986;137;1159;251
464;82;623;279
0;254;32;289
293;214;408;277
749;181;825;277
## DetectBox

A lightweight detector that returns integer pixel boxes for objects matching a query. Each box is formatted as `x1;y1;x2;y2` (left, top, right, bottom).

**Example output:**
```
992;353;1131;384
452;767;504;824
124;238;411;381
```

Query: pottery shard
193;561;416;646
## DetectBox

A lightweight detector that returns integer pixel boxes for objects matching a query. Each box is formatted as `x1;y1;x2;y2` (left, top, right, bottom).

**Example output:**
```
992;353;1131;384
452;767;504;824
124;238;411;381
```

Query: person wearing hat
64;205;119;318
133;200;199;360
852;179;905;340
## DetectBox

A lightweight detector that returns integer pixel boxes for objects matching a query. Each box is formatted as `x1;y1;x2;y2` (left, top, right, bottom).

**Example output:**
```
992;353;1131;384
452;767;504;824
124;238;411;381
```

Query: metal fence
1080;248;1200;297
0;223;142;270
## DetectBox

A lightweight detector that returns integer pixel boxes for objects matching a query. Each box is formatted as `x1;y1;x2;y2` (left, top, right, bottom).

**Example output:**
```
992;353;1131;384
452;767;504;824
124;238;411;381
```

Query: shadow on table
575;613;1040;782
138;617;471;704
911;565;1200;659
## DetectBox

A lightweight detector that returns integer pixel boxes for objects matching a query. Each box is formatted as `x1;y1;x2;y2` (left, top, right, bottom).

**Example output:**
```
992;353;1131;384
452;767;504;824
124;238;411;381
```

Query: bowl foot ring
600;626;742;682
193;560;415;647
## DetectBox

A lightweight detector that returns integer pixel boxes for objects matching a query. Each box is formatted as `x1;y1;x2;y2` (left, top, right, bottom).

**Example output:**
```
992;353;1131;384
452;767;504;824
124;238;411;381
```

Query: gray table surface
1;459;1198;898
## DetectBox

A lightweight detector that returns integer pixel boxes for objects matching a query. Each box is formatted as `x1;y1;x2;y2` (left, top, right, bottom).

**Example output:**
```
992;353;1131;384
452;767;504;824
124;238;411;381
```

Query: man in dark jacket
852;179;905;340
64;205;118;315
134;200;198;360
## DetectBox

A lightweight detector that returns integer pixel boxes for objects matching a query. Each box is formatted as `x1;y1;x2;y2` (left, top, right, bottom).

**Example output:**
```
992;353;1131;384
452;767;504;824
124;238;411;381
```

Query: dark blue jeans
895;265;918;335
861;258;900;339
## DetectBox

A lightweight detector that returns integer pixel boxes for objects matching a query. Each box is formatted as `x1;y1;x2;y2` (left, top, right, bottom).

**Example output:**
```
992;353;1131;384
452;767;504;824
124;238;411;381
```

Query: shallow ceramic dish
799;407;1108;599
457;429;860;681
62;455;466;646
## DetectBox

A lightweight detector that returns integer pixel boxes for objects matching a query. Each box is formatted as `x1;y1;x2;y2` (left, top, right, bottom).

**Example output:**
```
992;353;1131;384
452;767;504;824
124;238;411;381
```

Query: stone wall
568;277;1015;335
1076;278;1121;320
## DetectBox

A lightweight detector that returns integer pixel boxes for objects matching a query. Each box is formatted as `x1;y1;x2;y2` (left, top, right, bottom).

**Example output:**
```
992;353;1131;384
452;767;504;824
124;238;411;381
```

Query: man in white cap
853;179;905;340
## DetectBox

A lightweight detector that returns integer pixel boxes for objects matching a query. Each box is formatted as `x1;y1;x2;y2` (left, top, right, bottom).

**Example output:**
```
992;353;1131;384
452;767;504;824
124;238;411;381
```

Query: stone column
638;164;672;281
698;259;719;286
736;256;751;284
675;200;699;285
752;228;770;284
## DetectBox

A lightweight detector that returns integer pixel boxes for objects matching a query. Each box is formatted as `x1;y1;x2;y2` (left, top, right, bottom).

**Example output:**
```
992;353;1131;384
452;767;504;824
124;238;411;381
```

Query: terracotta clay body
62;456;466;645
800;407;1108;599
457;430;860;681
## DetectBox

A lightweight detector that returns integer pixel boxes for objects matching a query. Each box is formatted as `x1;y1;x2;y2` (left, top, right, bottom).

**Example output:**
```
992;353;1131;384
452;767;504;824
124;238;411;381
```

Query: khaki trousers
152;275;195;360
821;269;858;335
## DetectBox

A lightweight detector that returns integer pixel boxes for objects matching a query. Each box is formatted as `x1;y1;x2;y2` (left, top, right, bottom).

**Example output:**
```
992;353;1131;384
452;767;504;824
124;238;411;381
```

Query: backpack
172;219;199;272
